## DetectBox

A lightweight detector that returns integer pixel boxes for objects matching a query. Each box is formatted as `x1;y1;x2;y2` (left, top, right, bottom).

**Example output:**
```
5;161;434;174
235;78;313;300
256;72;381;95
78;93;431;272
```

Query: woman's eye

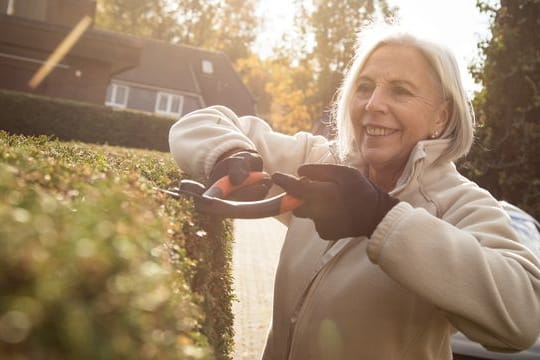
357;83;373;94
393;86;412;96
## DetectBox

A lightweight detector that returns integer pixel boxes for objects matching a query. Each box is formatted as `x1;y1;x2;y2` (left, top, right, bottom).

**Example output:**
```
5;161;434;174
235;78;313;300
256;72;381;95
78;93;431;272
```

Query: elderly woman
169;24;540;360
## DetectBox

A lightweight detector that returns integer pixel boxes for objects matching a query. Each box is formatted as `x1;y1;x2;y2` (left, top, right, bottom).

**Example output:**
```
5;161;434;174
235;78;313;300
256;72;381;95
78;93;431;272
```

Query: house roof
0;14;141;75
111;35;256;116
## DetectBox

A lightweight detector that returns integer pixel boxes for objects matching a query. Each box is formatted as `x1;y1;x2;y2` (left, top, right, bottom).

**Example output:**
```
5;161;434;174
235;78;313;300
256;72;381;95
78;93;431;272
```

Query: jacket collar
344;138;452;193
391;139;452;195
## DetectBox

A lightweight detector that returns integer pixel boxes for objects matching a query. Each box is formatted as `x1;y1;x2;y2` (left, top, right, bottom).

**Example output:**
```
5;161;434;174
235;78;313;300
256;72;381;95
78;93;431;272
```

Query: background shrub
0;132;234;359
0;89;174;152
460;0;540;219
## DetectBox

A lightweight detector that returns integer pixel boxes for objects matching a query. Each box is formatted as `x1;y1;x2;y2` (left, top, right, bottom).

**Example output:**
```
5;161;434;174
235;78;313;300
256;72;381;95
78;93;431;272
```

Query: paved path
232;218;287;360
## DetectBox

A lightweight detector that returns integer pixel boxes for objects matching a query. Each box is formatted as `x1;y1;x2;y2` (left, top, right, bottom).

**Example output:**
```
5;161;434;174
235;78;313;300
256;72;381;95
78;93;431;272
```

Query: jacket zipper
285;240;351;359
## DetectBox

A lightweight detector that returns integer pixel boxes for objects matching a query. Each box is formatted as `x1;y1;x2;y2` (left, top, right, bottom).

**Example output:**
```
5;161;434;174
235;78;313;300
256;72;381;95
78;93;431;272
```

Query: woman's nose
364;87;388;113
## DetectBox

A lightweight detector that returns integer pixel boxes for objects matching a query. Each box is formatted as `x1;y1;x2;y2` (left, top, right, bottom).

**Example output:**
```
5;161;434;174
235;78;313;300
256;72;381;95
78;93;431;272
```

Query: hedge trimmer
156;172;303;219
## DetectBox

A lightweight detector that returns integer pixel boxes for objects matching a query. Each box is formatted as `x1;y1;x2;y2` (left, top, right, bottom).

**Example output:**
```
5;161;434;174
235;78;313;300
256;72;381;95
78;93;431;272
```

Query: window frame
105;83;129;108
154;91;184;116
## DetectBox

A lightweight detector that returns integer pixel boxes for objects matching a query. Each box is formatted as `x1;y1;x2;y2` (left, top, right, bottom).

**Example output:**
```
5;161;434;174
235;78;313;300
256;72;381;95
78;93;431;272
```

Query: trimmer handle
181;171;304;219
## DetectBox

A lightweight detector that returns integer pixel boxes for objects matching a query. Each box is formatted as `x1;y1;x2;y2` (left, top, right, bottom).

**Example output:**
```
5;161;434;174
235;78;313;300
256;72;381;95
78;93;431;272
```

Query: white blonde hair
333;23;475;165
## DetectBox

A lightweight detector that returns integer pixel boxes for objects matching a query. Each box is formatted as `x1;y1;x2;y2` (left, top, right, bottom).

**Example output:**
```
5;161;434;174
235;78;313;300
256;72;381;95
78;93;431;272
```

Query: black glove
272;164;399;240
209;149;270;201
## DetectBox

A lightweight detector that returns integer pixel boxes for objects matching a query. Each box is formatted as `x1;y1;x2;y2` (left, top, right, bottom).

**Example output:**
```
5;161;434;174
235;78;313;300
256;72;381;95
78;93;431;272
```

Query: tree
95;0;258;62
208;0;259;62
235;54;315;134
292;0;395;116
461;0;540;218
169;0;258;62
235;54;273;116
95;0;181;41
265;57;315;134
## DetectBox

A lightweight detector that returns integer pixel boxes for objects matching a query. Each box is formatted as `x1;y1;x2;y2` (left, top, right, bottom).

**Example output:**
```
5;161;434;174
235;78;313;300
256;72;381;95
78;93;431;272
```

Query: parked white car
452;201;540;359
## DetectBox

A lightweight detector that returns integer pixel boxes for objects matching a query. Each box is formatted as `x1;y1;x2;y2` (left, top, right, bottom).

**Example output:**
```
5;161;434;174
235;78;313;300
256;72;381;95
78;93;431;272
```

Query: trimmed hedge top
0;132;234;359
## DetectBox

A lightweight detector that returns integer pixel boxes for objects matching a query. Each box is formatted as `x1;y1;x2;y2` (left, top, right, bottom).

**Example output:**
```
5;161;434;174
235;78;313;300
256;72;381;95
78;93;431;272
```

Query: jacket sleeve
367;184;540;352
168;105;331;179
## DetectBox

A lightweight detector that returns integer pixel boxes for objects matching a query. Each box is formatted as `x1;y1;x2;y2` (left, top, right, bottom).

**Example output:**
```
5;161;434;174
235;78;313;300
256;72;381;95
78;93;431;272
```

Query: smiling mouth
365;126;398;136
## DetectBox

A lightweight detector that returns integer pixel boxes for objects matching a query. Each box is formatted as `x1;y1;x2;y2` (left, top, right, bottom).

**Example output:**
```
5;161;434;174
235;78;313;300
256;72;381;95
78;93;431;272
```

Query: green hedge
0;132;234;359
0;90;174;152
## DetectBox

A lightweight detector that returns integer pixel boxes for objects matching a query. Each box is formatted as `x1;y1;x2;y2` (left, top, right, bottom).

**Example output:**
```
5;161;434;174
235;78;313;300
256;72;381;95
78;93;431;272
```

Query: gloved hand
272;164;399;240
209;149;270;201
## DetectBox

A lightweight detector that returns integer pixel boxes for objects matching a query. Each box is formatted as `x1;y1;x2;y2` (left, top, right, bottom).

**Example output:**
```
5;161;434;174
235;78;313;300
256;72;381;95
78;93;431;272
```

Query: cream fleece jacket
169;105;540;360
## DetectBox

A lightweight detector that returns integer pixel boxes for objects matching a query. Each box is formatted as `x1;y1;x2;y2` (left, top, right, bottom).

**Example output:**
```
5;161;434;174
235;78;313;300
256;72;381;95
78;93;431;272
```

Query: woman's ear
434;99;451;136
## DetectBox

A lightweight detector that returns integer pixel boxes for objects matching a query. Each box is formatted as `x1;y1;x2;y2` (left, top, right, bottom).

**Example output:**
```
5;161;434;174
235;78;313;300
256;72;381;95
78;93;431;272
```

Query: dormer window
202;60;213;74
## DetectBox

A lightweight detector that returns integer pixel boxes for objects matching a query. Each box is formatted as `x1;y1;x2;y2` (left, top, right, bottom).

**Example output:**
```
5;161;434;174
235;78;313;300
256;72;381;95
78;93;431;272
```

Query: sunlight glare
254;0;297;58
254;0;491;94
387;0;491;94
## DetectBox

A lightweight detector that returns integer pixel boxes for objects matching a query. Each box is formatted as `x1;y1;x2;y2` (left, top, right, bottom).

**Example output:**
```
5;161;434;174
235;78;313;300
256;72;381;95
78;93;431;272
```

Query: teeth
365;126;395;136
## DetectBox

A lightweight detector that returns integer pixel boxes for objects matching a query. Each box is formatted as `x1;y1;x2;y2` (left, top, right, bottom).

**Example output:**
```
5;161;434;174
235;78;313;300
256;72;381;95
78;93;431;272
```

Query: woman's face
350;44;448;173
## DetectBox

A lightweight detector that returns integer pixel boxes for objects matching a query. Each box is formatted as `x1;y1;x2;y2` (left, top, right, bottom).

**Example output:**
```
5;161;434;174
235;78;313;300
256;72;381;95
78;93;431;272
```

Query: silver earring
431;130;439;139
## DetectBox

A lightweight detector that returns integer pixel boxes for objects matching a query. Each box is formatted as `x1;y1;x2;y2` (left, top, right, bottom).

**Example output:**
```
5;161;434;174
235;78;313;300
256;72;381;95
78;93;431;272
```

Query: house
0;0;256;117
0;0;141;105
106;35;257;117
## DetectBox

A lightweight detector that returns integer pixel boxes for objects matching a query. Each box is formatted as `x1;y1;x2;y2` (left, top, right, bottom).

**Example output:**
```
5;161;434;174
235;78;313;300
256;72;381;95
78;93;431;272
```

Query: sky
254;0;494;95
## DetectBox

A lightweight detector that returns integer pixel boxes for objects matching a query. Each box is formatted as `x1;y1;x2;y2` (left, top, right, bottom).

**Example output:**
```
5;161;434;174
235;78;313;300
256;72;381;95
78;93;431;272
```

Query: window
105;83;129;108
155;92;184;116
202;60;214;74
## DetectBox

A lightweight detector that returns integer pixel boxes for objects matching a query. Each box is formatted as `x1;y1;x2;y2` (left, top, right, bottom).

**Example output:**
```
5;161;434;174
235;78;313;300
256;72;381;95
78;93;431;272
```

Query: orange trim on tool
279;194;304;213
210;172;270;198
199;172;302;217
